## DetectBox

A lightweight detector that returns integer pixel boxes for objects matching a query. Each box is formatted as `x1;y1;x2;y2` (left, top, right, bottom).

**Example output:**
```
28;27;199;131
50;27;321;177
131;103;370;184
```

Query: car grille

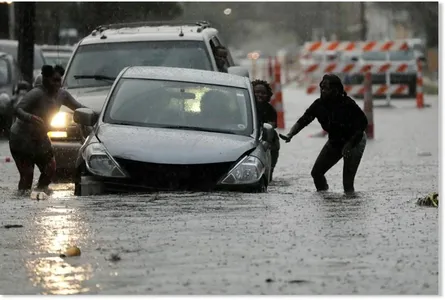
114;158;235;190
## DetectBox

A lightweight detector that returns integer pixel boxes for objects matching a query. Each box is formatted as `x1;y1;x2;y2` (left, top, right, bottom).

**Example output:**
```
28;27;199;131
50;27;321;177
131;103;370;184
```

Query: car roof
79;21;218;45
122;66;249;89
0;39;42;49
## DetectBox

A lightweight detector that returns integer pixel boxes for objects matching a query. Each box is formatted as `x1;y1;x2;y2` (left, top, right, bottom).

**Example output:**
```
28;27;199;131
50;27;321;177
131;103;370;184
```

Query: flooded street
0;86;439;295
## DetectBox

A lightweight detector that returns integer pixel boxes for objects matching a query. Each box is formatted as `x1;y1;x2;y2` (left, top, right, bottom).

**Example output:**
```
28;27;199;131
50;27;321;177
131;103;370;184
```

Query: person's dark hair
41;65;54;78
54;65;65;77
320;73;347;97
252;79;273;101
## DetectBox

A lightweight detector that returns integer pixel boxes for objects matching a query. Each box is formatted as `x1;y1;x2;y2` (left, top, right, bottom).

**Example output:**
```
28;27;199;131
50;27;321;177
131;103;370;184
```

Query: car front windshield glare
64;41;212;88
103;78;253;136
362;50;415;61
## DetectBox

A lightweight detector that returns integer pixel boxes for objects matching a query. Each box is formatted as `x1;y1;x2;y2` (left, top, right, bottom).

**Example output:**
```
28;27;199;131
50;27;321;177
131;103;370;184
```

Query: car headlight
83;138;127;178
50;112;73;128
220;155;265;185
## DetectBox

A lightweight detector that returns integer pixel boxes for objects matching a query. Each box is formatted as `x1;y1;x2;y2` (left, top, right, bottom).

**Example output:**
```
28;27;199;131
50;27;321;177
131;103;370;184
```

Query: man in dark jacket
9;65;86;194
279;74;368;193
252;79;280;180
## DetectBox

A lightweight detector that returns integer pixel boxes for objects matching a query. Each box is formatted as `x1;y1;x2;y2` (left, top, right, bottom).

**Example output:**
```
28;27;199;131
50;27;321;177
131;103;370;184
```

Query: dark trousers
9;148;56;191
310;133;366;192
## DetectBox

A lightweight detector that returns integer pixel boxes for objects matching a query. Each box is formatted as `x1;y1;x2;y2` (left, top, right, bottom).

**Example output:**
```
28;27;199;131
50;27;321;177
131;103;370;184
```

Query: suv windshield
64;41;212;88
104;78;253;136
362;50;415;61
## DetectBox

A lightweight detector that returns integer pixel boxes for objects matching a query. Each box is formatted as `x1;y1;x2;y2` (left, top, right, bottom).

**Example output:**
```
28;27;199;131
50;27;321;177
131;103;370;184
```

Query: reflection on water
25;205;95;295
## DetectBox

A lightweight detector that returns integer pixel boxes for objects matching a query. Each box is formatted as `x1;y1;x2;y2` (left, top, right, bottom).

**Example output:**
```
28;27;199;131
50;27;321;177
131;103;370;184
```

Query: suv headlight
50;112;73;128
48;112;74;139
83;138;127;178
220;155;265;185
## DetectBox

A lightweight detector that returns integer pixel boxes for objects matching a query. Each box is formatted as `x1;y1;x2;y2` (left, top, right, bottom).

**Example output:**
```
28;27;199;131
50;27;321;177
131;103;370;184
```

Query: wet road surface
0;86;439;295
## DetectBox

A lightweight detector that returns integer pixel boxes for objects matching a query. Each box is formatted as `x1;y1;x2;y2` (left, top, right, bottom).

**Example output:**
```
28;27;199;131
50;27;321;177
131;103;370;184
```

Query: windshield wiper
161;125;238;135
73;75;116;82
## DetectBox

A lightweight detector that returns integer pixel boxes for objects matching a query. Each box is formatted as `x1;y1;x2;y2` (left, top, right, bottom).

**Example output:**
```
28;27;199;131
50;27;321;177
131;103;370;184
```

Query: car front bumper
74;173;265;196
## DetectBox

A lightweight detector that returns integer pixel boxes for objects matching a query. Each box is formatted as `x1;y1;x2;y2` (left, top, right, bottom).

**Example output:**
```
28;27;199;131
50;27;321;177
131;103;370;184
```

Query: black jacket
297;96;368;148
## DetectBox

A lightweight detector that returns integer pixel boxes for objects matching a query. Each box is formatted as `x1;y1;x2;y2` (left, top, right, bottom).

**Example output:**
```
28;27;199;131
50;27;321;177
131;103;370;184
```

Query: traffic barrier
306;83;409;97
271;57;285;129
363;72;374;139
303;62;410;75
301;39;418;104
303;40;409;53
416;59;424;108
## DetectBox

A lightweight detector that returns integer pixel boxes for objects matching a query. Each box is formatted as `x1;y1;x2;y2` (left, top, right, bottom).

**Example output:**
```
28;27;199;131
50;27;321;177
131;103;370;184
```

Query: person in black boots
279;74;368;194
252;79;280;180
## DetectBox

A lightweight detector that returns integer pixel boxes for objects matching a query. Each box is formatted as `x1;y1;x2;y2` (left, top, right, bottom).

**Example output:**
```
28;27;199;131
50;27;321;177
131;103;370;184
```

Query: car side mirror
262;123;274;144
351;56;359;62
13;80;31;95
73;108;98;126
227;66;249;78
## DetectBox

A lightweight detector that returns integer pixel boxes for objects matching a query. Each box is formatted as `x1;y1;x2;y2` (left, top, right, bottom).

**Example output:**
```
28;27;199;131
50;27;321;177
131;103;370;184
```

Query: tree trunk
16;2;36;84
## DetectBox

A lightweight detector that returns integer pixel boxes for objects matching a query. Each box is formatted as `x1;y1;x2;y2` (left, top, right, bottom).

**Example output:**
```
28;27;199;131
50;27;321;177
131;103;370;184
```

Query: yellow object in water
61;246;81;257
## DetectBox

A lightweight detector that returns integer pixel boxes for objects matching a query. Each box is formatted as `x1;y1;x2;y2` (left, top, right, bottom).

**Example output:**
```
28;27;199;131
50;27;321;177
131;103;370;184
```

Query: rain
0;1;439;295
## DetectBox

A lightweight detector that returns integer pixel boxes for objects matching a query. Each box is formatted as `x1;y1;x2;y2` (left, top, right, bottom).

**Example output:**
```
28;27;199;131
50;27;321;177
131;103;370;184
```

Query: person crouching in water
279;74;368;194
9;65;86;194
252;79;280;180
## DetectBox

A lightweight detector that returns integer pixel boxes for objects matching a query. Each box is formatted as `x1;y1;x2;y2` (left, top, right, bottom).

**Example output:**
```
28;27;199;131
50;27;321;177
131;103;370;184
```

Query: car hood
60;86;112;114
96;124;256;164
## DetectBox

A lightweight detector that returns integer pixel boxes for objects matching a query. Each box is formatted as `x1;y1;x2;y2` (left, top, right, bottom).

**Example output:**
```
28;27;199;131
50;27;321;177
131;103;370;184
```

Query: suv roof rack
91;20;212;35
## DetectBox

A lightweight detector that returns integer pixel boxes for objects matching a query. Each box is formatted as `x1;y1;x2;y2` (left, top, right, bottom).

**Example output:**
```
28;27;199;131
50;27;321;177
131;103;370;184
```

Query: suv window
64;40;213;88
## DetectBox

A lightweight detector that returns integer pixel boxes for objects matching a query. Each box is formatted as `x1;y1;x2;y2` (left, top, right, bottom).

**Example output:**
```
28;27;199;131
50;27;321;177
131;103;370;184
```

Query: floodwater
0;87;439;295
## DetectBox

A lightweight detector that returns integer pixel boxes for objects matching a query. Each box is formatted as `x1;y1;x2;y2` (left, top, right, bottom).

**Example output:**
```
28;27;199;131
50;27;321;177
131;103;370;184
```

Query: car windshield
0;44;45;69
104;78;253;136
64;41;213;88
362;50;415;61
0;58;8;85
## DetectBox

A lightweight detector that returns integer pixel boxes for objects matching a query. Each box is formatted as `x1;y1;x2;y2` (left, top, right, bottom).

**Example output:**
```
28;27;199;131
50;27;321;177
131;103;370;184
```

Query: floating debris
288;279;310;284
60;246;81;258
3;224;23;229
30;191;48;201
417;193;438;207
107;253;121;262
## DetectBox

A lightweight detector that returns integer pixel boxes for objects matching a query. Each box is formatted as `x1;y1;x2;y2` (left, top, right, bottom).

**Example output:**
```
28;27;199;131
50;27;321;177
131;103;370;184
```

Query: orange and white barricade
302;40;422;107
270;58;285;129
